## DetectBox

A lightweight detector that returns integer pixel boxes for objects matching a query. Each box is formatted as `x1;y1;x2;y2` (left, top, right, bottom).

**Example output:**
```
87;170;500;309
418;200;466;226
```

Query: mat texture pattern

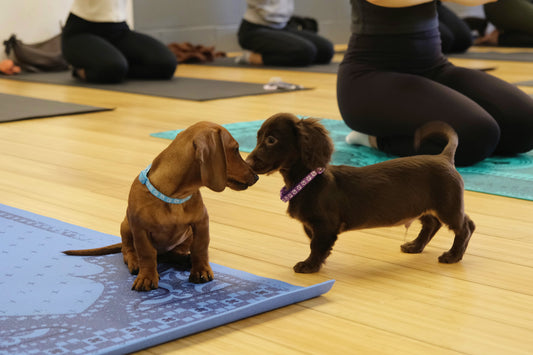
0;93;111;122
2;72;308;101
152;118;533;201
0;204;334;355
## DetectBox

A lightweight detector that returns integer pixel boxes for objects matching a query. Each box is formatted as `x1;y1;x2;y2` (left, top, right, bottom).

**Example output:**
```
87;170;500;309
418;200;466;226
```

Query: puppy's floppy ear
193;128;227;192
296;118;334;169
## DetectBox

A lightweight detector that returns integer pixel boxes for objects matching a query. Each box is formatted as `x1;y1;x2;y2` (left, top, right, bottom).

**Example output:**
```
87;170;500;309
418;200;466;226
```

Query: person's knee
455;120;500;166
86;60;128;83
314;41;334;64
497;122;533;155
288;42;317;66
152;56;177;79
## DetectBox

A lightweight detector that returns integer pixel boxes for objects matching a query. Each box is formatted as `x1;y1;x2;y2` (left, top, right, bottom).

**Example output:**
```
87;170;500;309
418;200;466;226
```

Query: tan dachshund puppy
246;113;475;273
64;121;258;291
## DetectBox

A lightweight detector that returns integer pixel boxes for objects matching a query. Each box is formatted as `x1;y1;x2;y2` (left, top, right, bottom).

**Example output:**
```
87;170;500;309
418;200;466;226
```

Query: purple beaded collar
280;167;325;202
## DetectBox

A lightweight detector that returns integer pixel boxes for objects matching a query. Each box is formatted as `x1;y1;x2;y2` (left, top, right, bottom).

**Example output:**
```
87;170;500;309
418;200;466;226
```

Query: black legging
62;13;177;83
437;1;472;53
484;0;533;47
337;30;533;166
237;19;334;66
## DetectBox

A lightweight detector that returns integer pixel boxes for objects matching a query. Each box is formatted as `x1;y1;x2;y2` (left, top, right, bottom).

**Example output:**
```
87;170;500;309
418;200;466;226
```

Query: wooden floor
1;49;533;354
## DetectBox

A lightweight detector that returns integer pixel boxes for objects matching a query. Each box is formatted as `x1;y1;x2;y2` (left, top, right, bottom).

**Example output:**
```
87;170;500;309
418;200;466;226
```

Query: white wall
1;0;72;60
444;4;485;18
0;1;484;62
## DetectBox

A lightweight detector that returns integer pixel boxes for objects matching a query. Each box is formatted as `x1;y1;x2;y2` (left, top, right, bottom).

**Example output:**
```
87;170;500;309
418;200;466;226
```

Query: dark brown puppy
64;121;258;291
246;113;475;273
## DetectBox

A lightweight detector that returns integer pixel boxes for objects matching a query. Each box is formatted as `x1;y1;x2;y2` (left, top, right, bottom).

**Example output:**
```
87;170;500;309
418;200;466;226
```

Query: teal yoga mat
0;204;334;354
152;118;533;201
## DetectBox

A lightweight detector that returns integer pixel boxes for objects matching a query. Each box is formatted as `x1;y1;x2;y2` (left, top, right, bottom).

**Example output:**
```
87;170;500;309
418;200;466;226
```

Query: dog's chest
152;224;193;253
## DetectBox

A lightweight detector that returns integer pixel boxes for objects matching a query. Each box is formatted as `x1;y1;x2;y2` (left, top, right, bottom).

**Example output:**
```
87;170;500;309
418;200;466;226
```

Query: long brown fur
246;113;475;273
64;121;258;291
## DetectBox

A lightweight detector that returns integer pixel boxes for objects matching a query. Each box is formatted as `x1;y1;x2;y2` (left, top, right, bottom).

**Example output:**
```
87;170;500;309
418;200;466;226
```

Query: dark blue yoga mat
152;118;533;201
0;204;334;355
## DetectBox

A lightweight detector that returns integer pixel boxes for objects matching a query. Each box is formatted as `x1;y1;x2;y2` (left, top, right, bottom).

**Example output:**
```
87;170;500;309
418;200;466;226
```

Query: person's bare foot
0;59;21;75
73;68;87;80
235;51;263;65
474;29;499;46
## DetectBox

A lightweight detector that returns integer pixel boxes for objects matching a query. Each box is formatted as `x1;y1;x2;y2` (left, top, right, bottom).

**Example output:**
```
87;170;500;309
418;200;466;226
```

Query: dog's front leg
131;229;159;291
189;216;214;283
120;218;139;274
294;225;337;273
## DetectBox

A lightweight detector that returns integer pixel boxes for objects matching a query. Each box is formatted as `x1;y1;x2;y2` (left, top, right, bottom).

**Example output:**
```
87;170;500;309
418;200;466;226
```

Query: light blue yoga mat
152;118;533;201
0;204;334;355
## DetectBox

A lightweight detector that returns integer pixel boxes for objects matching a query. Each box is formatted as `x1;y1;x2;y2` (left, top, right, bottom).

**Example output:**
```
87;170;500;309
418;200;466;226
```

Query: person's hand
0;59;21;75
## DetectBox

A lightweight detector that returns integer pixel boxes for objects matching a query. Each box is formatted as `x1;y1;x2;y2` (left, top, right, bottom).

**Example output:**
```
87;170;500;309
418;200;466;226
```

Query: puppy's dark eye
266;136;277;145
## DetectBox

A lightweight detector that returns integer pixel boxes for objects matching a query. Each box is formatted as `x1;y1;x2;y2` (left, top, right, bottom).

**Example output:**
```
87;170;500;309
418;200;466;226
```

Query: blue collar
138;165;193;204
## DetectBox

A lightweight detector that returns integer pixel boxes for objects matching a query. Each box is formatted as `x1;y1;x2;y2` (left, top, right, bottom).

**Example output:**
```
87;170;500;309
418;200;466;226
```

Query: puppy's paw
293;261;321;273
438;251;463;264
131;272;159;291
189;267;214;283
123;253;139;275
400;241;424;254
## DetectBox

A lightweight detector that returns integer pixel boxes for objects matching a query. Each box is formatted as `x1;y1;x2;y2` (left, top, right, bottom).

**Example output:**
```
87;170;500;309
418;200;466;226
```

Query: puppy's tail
414;121;458;164
63;243;122;256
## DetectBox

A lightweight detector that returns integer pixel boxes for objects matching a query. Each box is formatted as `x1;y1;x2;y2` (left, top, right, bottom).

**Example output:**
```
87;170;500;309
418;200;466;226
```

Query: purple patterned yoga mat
0;204;334;355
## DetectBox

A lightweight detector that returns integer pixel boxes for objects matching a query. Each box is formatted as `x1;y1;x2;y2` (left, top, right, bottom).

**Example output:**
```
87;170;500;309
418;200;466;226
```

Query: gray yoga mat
196;57;341;74
2;71;309;101
0;92;112;122
197;57;495;73
448;51;533;62
516;80;533;87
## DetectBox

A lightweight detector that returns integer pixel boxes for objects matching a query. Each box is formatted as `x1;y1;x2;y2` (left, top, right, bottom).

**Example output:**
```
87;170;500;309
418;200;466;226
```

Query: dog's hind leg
294;225;337;273
401;214;442;254
439;215;475;263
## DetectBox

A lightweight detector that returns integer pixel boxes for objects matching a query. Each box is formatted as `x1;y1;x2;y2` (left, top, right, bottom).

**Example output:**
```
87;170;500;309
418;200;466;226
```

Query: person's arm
365;0;434;8
441;0;497;5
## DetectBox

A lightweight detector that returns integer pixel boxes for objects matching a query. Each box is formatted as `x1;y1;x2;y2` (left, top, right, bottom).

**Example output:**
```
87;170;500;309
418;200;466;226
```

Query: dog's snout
245;155;255;166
